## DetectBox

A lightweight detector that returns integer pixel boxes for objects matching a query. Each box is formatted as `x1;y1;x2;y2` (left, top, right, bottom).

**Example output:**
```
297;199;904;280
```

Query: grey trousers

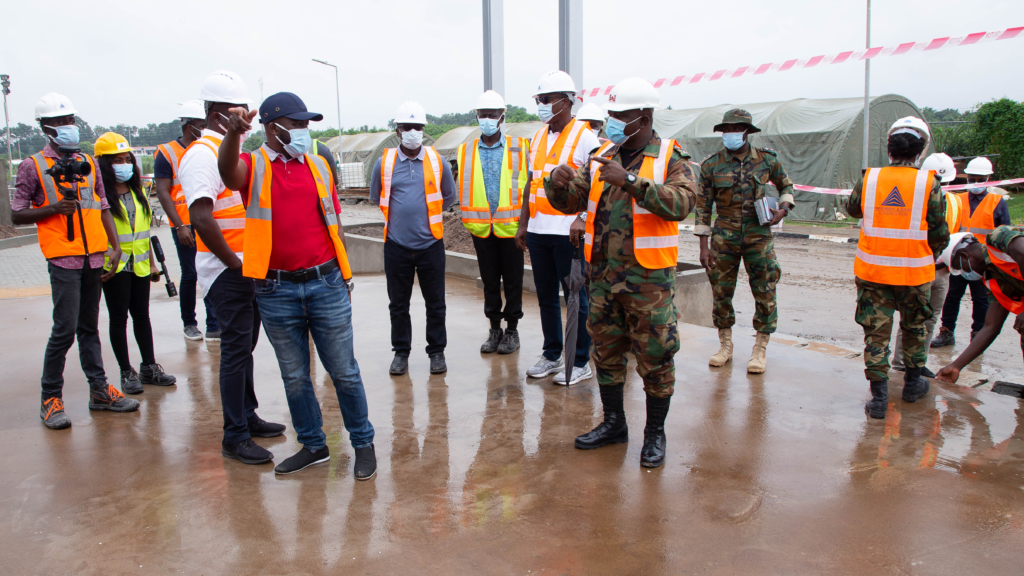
892;268;949;369
40;261;109;399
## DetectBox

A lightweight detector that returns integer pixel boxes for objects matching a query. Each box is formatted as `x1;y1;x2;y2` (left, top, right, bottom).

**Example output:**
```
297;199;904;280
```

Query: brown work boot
747;332;770;374
709;328;733;367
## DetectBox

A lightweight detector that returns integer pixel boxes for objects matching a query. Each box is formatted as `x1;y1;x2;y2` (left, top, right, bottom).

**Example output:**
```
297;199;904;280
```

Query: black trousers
102;269;156;371
384;239;446;355
207;268;261;445
41;261;107;399
941;274;989;334
471;234;524;328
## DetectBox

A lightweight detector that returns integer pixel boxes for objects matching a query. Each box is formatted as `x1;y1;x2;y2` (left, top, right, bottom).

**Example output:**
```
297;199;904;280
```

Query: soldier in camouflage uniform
695;109;795;374
847;117;948;419
545;78;698;468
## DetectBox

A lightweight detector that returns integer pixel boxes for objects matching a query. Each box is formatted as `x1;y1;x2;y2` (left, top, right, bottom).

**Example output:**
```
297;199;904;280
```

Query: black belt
267;258;339;283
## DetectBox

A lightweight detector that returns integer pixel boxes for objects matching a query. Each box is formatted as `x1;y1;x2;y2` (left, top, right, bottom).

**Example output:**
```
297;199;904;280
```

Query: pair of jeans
255;268;374;450
384;238;447;355
207;268;261;445
172;227;220;332
101;269;156;371
471;234;524;328
526;232;591;368
41;261;108;399
941;274;989;334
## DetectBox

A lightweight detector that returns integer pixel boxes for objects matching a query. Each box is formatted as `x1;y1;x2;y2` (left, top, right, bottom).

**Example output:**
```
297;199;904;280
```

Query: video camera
43;146;92;243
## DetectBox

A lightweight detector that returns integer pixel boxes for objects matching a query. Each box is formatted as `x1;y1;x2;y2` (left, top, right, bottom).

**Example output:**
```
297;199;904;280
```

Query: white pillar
559;0;583;112
482;0;505;96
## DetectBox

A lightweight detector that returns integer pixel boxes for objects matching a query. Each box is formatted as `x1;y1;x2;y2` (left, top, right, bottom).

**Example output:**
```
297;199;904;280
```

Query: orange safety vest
583;139;681;270
854;167;936;286
30;152;108;260
528;118;590;218
156;141;190;225
379;146;445;240
186;135;246;253
986;245;1024;314
242;148;353;280
959;191;1001;244
944;192;964;234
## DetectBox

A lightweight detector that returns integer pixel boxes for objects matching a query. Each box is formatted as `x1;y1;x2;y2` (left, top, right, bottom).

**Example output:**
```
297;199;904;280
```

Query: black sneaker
389;354;409;376
139;363;176;386
930;327;955;348
354;444;377;481
120;367;143;395
480;328;503;354
40;397;71;430
429;353;447;374
275;446;330;475
496;330;520;354
248;416;286;438
183;325;203;341
206;330;222;342
89;385;140;412
222;438;273;465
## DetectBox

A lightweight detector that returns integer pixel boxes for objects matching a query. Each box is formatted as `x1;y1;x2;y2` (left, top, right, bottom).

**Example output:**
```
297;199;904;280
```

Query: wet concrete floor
1;274;1023;575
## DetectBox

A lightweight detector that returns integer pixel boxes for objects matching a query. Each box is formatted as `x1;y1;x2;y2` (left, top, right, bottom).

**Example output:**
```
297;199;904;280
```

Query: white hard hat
199;70;252;105
921;153;956;183
605;77;660;112
575;102;606;123
394;101;427;125
965;157;994;176
34;92;77;120
943;232;974;273
887;116;931;145
178;99;206;120
475;90;506;111
534;70;576;97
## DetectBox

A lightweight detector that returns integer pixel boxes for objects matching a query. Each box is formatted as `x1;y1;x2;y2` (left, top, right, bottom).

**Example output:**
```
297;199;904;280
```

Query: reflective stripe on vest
854;167;935;286
379;146;444;240
456;136;528;238
189;136;246;253
945;192;963;234
31;152;108;260
959;191;1001;244
157;141;190;225
528;118;589;218
105;190;152;276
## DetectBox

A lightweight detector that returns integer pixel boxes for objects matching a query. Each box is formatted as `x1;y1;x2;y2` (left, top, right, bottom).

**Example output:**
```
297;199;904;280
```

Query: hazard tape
581;27;1023;99
942;178;1024;191
785;178;1024;197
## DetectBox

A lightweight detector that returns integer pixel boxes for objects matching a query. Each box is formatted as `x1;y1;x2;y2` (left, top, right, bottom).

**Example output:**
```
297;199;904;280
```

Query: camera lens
77;159;92;177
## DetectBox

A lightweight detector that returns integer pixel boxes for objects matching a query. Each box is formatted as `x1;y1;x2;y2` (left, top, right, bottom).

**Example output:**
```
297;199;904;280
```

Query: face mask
478;115;504;137
47;125;80;147
113;163;134;183
215;112;250;142
592;128;603;138
401;128;423;149
605;116;640;145
959;258;983;282
537;104;554;123
723;132;745;151
183;121;203;140
968;184;986;194
274;123;311;157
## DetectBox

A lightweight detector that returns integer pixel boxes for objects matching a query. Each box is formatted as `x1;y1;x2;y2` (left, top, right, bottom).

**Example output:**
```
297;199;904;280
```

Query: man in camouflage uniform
546;77;698;468
695;109;795;374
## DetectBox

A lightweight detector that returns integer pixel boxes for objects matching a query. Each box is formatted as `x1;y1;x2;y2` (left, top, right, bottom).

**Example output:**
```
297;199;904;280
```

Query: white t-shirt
179;129;244;298
527;126;601;236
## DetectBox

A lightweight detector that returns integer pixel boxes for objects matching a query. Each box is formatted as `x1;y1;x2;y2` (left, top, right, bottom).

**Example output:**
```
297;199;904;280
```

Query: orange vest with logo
242;149;353;280
583;139;681;270
959;191;1001;244
30;152;108;260
944;192;963;234
379;146;445;241
854;167;936;286
186;135;245;253
156;141;189;225
528;118;590;218
985;244;1024;313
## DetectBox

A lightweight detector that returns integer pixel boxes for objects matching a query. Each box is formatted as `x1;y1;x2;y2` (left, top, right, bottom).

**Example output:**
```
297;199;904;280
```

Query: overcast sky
1;0;1021;130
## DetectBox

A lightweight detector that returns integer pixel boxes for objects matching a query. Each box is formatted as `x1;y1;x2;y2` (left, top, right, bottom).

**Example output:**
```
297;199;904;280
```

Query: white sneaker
527;356;564;378
553;364;593;386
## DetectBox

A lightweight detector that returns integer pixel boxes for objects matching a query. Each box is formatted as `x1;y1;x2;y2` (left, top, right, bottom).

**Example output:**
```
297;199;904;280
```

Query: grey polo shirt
370;146;457;250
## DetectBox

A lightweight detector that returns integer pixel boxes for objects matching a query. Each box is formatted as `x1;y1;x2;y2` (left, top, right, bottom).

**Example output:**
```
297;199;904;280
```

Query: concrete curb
680;223;857;244
0;234;38;251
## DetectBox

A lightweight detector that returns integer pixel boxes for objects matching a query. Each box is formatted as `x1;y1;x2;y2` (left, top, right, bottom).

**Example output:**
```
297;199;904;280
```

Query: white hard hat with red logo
604;78;660;112
921;153;956;183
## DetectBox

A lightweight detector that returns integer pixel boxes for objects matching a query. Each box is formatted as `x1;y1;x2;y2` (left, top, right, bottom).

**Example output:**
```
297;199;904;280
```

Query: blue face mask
275;124;311;157
605;116;640;145
113;163;134;183
48;125;80;147
478;115;504;137
959;257;983;281
537;104;555;123
723;132;745;151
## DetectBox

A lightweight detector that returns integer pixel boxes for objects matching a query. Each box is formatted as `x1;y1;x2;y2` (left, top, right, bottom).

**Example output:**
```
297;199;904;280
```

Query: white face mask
401;128;423;149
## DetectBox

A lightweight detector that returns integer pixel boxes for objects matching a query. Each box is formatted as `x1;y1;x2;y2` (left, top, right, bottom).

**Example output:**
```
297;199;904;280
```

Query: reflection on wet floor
2;275;1024;574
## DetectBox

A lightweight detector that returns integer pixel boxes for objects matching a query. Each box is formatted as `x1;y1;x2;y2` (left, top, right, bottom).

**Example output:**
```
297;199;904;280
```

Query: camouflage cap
713;108;761;133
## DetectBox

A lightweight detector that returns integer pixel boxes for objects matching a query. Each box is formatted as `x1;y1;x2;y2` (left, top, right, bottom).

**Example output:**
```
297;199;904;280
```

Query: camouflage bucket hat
713;108;761;133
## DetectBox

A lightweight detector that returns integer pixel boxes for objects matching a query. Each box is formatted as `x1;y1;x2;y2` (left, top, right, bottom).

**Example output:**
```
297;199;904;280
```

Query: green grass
1006;193;1024;224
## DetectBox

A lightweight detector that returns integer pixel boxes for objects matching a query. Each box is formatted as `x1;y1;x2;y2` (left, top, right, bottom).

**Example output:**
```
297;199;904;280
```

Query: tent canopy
324;131;436;187
432;121;545;159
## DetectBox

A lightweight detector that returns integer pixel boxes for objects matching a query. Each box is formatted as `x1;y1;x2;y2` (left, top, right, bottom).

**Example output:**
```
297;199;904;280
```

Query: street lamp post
1;75;13;180
312;58;343;189
862;0;871;170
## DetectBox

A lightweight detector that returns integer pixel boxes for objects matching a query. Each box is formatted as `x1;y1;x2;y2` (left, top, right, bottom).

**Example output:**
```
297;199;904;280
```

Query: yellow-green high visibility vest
456;136;529;238
105;190;151;276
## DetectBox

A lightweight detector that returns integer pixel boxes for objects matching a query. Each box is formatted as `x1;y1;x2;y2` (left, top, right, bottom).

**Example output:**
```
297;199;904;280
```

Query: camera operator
11;93;139;430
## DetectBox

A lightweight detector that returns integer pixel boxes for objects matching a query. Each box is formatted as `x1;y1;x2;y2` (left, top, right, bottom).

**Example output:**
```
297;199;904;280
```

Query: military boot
709;328;733;367
902;367;930;403
747;332;770;374
865;380;889;419
640;395;671;468
575;384;628;450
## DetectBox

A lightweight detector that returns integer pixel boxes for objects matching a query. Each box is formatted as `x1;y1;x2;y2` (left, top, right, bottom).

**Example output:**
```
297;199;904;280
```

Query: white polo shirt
527;126;601;236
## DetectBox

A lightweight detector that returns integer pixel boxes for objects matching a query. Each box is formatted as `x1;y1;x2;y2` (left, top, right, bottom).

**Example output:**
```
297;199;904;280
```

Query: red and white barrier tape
788;178;1024;197
581;27;1023;99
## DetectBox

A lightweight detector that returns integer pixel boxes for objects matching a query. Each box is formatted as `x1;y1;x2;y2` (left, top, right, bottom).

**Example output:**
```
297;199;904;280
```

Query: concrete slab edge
680;223;857;244
0;233;38;251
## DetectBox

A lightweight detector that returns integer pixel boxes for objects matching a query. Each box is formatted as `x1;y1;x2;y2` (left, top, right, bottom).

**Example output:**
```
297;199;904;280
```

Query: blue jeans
255;268;374;450
172;227;220;332
526;232;591;367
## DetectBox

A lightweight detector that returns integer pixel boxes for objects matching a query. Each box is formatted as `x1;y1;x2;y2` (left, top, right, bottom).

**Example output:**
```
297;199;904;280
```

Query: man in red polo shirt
218;92;376;480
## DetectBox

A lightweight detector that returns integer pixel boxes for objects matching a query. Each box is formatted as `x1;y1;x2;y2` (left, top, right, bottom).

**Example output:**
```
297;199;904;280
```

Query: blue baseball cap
259;92;324;124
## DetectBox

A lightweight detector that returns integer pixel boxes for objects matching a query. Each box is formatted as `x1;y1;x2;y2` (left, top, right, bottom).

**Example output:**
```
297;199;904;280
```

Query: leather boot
709;328;733;367
747;332;770;374
640;395;671;468
865;380;888;419
575;384;628;450
902;367;930;403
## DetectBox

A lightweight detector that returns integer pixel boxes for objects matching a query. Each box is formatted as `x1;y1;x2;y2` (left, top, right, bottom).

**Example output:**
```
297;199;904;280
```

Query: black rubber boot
902;367;930;403
640;395;671;468
575;384;628;449
865;380;889;419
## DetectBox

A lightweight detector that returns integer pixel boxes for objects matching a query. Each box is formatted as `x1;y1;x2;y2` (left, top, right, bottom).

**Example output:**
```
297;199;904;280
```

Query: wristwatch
625;173;638;187
578;212;587;222
346;280;355;293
